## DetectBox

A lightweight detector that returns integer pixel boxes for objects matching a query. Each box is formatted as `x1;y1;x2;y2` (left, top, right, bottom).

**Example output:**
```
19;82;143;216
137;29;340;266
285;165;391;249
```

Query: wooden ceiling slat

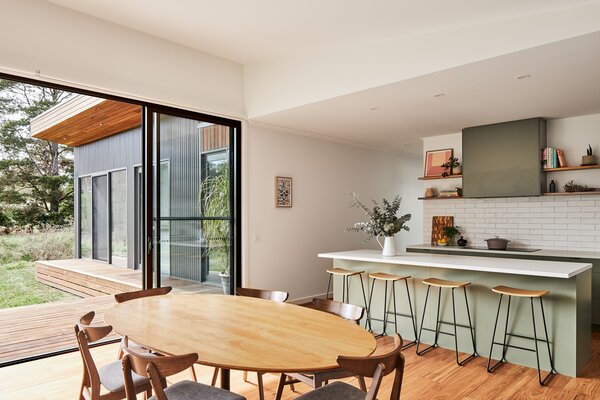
32;99;142;147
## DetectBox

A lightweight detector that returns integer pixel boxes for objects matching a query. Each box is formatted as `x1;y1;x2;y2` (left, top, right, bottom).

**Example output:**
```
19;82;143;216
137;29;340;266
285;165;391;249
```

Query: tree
0;79;73;226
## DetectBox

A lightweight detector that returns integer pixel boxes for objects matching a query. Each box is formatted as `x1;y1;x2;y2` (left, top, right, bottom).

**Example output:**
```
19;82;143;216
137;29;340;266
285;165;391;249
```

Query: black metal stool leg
403;278;419;349
433;287;442;346
532;297;555;386
367;278;376;332
539;297;556;378
326;274;332;300
382;281;388;335
487;294;504;372
463;286;478;357
452;287;477;366
500;296;511;361
357;273;372;331
341;276;346;303
392;281;398;335
417;286;442;355
416;285;431;355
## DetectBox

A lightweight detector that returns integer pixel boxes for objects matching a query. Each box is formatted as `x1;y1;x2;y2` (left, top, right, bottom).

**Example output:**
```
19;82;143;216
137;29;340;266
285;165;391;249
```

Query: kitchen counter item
485;236;510;250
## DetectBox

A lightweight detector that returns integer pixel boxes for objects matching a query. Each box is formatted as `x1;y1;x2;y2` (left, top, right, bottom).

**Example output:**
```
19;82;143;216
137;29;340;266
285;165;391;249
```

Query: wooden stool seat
326;268;364;276
422;277;470;288
492;285;549;298
368;272;411;281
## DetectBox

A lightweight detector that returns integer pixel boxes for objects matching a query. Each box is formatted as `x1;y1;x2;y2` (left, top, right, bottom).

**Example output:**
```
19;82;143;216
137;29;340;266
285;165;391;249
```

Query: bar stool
366;272;418;349
487;285;556;386
326;268;370;330
416;277;477;365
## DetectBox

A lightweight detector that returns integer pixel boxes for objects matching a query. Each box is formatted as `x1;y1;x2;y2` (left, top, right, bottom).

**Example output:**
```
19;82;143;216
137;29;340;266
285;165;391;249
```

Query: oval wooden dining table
104;293;376;389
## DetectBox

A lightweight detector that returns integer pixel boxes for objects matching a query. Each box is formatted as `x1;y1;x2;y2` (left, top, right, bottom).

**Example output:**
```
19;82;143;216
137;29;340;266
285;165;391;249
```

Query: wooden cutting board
431;216;454;245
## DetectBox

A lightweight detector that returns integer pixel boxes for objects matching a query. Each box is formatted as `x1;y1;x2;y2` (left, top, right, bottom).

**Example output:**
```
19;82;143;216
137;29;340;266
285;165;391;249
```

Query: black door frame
0;72;242;367
144;106;241;293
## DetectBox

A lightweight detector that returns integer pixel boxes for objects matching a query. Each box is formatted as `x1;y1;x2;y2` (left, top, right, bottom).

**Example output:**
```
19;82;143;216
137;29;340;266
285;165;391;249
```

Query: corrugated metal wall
159;115;203;281
74;128;142;269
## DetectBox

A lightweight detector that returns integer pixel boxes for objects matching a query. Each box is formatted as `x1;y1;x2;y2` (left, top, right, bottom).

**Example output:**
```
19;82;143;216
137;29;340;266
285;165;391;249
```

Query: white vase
382;236;396;257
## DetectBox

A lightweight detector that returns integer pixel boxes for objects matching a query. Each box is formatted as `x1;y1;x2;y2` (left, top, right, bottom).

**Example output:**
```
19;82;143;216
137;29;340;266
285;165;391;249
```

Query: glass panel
160;161;170;276
110;170;127;267
79;177;92;258
92;175;108;261
134;166;143;270
157;115;231;293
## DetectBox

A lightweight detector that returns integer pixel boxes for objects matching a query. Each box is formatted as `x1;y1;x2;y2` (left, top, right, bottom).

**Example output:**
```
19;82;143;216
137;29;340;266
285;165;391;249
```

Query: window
79;177;92;258
110;170;127;267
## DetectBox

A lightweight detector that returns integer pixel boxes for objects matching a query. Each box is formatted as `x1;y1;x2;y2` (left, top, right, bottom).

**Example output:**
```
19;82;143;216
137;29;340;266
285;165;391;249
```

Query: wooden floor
1;260;222;364
1;333;600;399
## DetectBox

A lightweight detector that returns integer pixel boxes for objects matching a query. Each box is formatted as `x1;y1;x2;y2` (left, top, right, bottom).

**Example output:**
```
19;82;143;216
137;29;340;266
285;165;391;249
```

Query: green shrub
0;226;74;264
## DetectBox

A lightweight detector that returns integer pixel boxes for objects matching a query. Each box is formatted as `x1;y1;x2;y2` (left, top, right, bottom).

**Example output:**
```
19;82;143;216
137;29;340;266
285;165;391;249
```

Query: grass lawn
0;228;76;309
0;261;75;308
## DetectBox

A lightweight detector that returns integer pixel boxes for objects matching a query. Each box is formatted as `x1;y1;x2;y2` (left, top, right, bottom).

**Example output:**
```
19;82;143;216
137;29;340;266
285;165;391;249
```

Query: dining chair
78;311;148;360
75;323;152;400
293;334;405;400
211;287;289;400
114;286;173;303
275;298;366;400
113;286;201;382
121;337;246;400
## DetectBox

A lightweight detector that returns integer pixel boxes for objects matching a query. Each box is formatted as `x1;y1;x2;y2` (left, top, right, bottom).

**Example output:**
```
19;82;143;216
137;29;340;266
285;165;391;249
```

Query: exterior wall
74;127;142;269
73;118;230;281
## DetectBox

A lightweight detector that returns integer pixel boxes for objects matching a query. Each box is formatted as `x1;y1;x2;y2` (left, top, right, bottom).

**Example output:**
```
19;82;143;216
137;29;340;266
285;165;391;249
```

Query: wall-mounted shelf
418;174;462;180
418;196;463;200
543;191;600;196
543;165;600;172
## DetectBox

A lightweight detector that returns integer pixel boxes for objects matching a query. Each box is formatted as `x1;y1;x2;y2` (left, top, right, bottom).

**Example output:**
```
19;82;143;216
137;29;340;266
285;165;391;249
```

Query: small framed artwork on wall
275;176;292;207
424;148;453;177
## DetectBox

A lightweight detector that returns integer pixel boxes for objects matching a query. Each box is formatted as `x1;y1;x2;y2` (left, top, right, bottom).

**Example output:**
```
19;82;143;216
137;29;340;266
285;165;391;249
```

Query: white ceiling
44;0;600;155
254;32;600;155
46;0;598;64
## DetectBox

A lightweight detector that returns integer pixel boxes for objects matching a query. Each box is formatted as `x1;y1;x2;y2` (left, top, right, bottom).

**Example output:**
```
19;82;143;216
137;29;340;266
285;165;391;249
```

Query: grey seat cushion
99;360;149;392
149;380;246;400
295;381;366;400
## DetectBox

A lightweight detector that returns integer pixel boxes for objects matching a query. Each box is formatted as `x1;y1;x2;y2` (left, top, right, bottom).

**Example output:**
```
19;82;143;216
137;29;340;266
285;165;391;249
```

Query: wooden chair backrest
312;297;365;323
336;334;405;400
236;287;289;302
121;337;197;400
114;286;173;303
79;310;96;326
74;324;114;399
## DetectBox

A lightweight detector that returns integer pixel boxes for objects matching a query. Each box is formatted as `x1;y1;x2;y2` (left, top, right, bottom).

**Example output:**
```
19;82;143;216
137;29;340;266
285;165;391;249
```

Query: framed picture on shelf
275;176;292;207
424;148;453;177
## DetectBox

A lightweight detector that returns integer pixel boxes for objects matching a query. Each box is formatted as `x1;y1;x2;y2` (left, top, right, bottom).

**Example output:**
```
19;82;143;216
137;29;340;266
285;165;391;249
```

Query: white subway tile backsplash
423;195;600;252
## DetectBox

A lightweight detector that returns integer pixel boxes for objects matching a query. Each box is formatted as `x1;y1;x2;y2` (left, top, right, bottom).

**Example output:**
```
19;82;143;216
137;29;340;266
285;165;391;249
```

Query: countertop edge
318;250;593;279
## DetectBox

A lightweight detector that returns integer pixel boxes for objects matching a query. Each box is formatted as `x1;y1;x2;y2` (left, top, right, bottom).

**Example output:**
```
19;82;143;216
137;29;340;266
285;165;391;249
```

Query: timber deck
35;259;222;297
0;259;222;365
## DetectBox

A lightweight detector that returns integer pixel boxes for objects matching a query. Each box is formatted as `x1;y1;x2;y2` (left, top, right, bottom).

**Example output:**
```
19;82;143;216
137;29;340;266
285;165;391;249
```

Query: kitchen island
319;250;592;377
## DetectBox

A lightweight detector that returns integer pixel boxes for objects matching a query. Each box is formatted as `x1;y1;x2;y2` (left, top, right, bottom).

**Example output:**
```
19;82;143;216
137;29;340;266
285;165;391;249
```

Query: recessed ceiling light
99;122;105;126
369;107;380;111
433;93;446;98
516;74;532;80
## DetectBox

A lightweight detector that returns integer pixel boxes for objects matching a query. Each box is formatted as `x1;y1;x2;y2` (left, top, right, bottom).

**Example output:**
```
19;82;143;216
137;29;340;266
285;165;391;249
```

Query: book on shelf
542;147;566;169
557;149;567;167
438;189;460;197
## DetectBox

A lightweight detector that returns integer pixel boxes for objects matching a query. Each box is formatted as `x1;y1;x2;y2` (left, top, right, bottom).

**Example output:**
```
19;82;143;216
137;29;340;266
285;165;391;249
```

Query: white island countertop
319;250;592;279
406;244;600;260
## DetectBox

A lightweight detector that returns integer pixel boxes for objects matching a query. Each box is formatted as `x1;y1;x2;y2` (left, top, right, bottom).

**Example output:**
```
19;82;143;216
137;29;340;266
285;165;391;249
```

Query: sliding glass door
147;110;240;294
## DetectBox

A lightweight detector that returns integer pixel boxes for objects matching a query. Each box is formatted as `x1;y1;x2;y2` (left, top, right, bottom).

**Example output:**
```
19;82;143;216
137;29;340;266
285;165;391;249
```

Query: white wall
0;0;244;118
244;123;422;302
420;114;600;250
